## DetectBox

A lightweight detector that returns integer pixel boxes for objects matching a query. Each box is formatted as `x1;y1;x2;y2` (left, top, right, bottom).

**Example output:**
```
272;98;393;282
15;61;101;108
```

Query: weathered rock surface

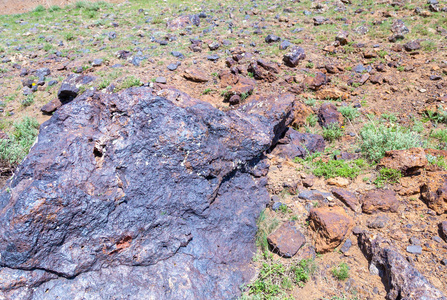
309;206;354;253
332;188;360;212
283;46;306;67
271;128;325;159
183;68;209;82
420;171;447;214
57;74;95;104
358;232;446;300
267;221;306;258
378;148;428;175
362;189;400;214
440;221;447;242
0;87;296;299
318;102;343;128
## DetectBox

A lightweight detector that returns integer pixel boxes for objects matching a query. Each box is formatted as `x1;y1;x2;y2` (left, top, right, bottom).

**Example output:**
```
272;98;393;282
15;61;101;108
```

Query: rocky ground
0;0;447;299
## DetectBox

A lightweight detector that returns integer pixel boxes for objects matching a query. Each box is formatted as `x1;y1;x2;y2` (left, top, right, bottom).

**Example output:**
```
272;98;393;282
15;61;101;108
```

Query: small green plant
397;66;405;72
49;5;61;12
306;114;318;127
426;154;447;170
21;95;34;107
247;72;254;78
115;76;142;92
0;117;39;165
374;168;402;187
64;32;75;41
338;106;360;121
323;123;344;142
202;88;213;95
424;107;447;124
291;259;317;287
377;50;388;58
255;210;279;253
98;79;111;90
360;122;422;161
278;204;290;214
33;5;45;13
311;159;366;179
381;113;398;123
306;62;314;68
331;262;349;281
304;98;316;106
421;40;437;52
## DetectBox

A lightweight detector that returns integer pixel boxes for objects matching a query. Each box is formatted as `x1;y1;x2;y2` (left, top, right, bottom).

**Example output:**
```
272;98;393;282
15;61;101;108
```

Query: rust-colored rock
224;76;256;102
362;189;400;214
41;98;62;114
420;171;447;215
291;101;314;127
332;188;360;212
183;68;209;82
302;72;327;90
219;70;238;88
309;206;354;253
267;221;306;258
316;87;349;100
326;177;349;188
378;148;427;175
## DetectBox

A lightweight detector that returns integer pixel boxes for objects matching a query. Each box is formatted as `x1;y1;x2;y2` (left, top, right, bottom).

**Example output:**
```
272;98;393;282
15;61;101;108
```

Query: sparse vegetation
323;124;344;142
331;262;349;281
374;168;402;187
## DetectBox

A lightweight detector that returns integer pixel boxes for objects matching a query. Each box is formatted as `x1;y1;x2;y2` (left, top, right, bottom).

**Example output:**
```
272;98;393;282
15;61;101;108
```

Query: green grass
311;159;367;179
360;122;423;162
255;210;279;253
374;168;402;187
338;106;360;122
323;123;344;142
0;117;39;165
331;262;349;281
115;76;142;92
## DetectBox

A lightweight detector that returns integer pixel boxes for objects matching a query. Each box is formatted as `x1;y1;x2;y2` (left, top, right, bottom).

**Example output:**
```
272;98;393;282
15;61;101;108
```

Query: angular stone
57;74;95;104
406;245;422;254
283;47;306;67
362;189;400;214
326;177;349;188
335;30;349;45
391;19;409;35
291;101;314;127
367;214;390;229
298;190;331;201
332;188;360;212
421;172;447;214
378;148;428;176
303;72;327;90
309;206;354;253
404;40;421;51
358;233;445;300
40;98;62;114
267;221;306;258
318;103;343;128
183;68;209;82
271;129;325;159
265;34;280;43
0;87;296;299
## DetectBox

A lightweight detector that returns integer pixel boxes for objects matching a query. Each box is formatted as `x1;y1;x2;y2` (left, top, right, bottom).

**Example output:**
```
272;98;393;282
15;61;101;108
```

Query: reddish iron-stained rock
332;188;360;212
41;98;62;114
291;101;314;127
378;148;428;175
318;102;343;128
219;70;238;88
303;72;327;90
420;171;447;215
316;87;349;100
362;189;400;214
309;206;354;253
224;76;256;102
183;68;209;82
267;221;306;258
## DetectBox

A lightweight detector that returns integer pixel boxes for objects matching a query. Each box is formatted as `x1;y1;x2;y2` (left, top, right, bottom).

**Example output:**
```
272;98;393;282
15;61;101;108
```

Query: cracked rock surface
0;87;295;299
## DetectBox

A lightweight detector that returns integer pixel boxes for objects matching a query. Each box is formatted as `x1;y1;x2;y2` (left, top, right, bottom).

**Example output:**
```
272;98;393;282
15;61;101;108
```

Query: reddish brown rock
291;101;314;127
219;70;238;88
318;102;343;128
369;74;383;84
362;189;400;214
378;148;428;176
309;206;354;253
316;88;349;100
397;175;424;196
267;221;306;258
224;77;256;102
420;171;447;215
183;68;209;82
332;188;360;212
303;72;327;90
41;98;62;114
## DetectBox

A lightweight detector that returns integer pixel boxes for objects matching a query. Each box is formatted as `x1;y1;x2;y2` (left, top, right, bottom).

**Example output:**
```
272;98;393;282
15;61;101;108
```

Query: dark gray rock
57;74;95;104
298;190;331;201
0;87;296;300
265;34;280;43
404;40;421;51
155;77;167;84
167;62;181;71
279;40;291;50
272;202;284;211
367;214;389;229
92;59;103;67
391;19;409;35
340;238;352;253
35;68;50;79
283;46;306;67
271;128;325;159
208;42;220;51
318;103;343;128
207;54;220;61
358;233;446;300
440;221;447;242
171;51;184;59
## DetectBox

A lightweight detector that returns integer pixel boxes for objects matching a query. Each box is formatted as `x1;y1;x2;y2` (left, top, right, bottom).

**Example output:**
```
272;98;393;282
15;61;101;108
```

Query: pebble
167;62;181;71
406;245;422;255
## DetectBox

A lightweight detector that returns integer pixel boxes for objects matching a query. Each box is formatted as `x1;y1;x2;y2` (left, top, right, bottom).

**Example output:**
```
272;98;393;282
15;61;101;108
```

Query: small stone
208;42;220;51
410;237;421;245
279;40;292;50
207;54;220;62
362;189;399;214
267;221;306;257
92;59;103;67
327;177;349;188
171;51;184;59
432;236;442;243
340;238;352;253
367;214;389;229
272;202;284;211
406;245;422;254
41;98;62;114
283;47;306;67
441;259;447;265
265;34;280;43
167;62;181;71
155;77;167;84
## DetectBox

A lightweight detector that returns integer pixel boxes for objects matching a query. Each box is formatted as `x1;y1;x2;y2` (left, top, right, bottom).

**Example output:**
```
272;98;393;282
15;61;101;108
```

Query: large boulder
378;148;428;176
357;232;446;300
0;87;295;299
